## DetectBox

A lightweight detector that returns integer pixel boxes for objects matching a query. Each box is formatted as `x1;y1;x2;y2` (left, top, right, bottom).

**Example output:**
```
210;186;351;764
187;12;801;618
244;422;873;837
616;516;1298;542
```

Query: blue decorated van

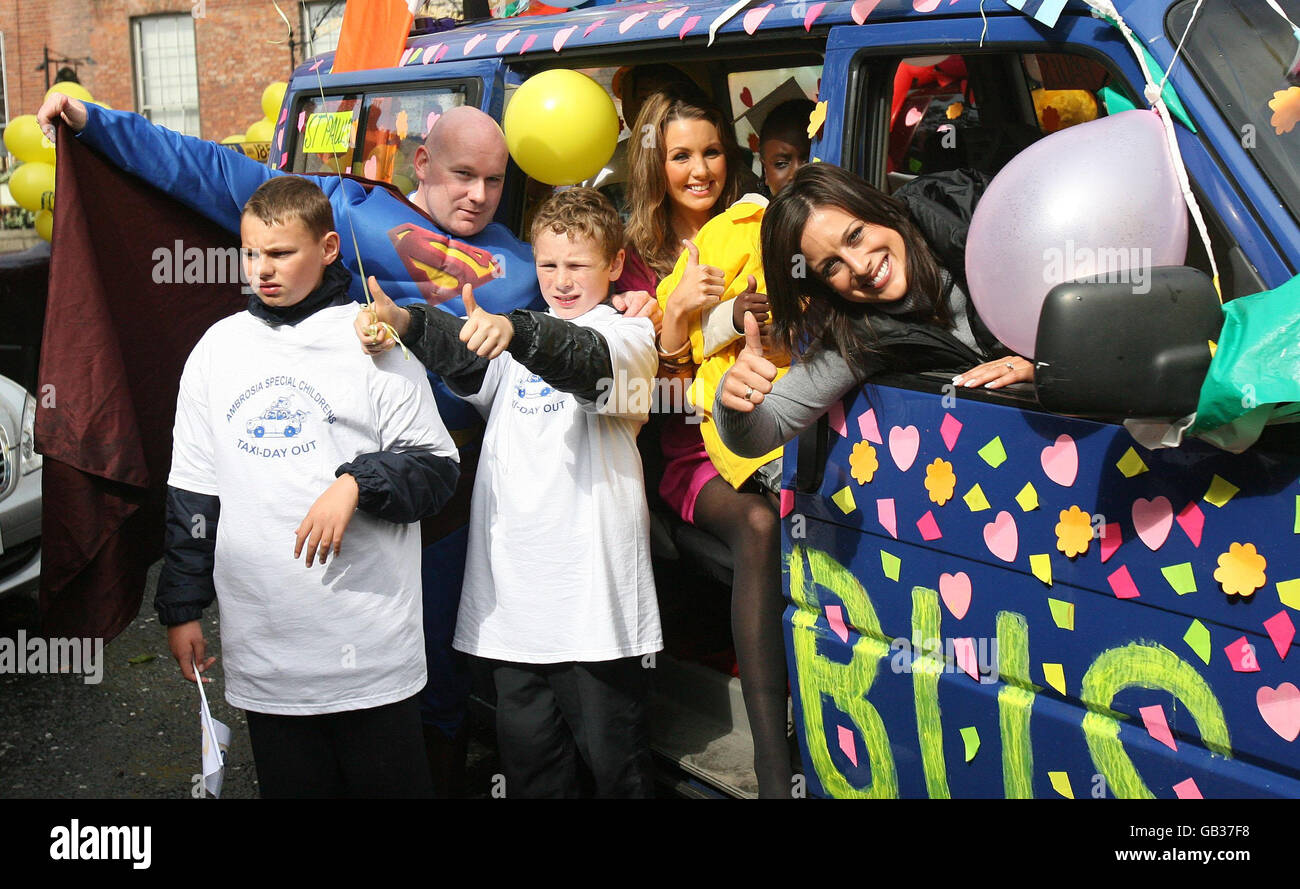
278;0;1300;798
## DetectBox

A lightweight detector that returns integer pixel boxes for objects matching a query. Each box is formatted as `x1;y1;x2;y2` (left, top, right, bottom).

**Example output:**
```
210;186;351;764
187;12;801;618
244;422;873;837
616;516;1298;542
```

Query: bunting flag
1004;0;1067;28
331;0;420;74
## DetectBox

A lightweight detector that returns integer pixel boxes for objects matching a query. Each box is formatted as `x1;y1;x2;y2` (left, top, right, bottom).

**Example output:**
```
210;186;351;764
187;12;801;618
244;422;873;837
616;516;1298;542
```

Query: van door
788;11;1300;798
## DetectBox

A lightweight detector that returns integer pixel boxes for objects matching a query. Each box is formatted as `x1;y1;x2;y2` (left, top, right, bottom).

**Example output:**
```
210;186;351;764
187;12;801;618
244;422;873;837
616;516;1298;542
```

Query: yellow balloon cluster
4;82;101;241
225;81;289;147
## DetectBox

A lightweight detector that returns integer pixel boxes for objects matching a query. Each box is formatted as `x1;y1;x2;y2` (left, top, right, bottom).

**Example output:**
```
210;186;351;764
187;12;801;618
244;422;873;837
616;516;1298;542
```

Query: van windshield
1173;0;1300;223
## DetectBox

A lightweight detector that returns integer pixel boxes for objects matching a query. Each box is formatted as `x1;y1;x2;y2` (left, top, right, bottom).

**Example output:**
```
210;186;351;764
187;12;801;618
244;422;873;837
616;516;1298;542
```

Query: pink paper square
916;510;942;541
1176;501;1204;547
1172;778;1203;799
939;413;962;451
857;408;882;444
1139;704;1178;752
825;605;849;643
1107;564;1140;599
1224;636;1261;672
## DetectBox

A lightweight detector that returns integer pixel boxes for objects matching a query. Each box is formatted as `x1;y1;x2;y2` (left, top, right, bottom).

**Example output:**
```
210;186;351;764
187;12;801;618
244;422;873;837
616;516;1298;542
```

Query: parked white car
0;373;41;598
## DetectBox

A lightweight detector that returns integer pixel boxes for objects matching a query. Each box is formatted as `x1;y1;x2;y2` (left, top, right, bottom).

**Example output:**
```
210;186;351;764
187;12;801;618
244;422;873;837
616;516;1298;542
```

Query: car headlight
21;392;41;474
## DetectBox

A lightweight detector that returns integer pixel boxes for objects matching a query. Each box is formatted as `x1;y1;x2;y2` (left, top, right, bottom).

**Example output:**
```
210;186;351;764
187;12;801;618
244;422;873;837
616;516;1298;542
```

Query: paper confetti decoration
1039;434;1078;487
1278;578;1300;611
1203;474;1240;507
827;400;847;437
825;605;850;643
658;6;688;29
849;441;878;484
1172;778;1203;799
963;483;991;512
837;724;860;766
1029;553;1052;586
1132;496;1174;551
857;408;882;444
1099;522;1122;563
496;29;520;52
705;0;746;43
1048;598;1074;631
1107;565;1140;599
960;726;980;762
1005;0;1067;29
1184;619;1211;665
1295;494;1300;533
1269;86;1300;134
977;436;1007;468
851;0;882;24
619;10;650;33
831;485;857;515
518;34;537;54
779;488;794;518
363;155;378;179
1224;636;1260;673
939;572;971;619
1015;482;1039;512
552;25;577;52
679;14;700;38
431;43;449;63
953;637;980;681
1264;610;1295;660
877;498;898;539
1042;662;1066;695
916;511;942;541
888;425;920;471
1116;447;1149;478
1048;770;1074;799
924;459;956;505
983;511;1018;562
881;550;901;581
1139;704;1178;752
394;110;409;141
803;1;826;30
939;413;962;451
1055;506;1092;558
463;32;486;54
1161;562;1197;595
1257;683;1300;741
742;3;774;34
1175;501;1204;547
1214;542;1266;597
583;18;605;38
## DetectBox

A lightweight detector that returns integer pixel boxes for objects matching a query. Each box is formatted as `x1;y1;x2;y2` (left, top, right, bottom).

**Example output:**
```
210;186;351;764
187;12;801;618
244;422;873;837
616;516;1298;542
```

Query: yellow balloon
504;70;619;186
10;162;56;213
221;134;247;144
261;82;288;121
3;115;55;164
45;82;94;103
245;118;274;143
35;210;54;242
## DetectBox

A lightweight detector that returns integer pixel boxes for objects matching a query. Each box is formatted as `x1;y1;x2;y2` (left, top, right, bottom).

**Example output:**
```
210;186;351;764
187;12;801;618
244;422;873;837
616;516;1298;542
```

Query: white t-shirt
169;303;458;715
452;304;662;663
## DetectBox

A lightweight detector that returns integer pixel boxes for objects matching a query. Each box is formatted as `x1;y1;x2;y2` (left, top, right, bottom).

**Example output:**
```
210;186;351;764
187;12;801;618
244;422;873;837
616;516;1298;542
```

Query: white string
1265;0;1300;34
979;0;989;48
1158;0;1203;94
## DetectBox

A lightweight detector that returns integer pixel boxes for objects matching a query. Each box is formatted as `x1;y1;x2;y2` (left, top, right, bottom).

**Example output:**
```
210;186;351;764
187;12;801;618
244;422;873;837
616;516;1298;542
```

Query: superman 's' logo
388;223;499;304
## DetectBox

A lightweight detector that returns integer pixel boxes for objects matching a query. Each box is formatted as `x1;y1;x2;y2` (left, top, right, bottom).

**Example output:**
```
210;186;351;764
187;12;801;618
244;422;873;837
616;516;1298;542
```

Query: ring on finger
744;385;755;402
1004;362;1015;370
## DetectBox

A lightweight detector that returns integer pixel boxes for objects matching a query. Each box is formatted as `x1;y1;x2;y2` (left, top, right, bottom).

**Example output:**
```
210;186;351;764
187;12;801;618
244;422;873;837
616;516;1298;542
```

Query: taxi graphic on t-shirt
514;373;555;400
245;396;308;439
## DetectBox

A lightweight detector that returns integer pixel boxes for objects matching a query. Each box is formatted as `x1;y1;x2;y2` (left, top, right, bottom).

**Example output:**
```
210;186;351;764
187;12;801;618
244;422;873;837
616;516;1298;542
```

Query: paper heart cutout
904;107;923;127
1257;682;1300;742
740;86;754;108
983;511;1018;562
1132;496;1174;551
939;572;972;619
743;3;774;34
1040;434;1078;487
888;425;920;472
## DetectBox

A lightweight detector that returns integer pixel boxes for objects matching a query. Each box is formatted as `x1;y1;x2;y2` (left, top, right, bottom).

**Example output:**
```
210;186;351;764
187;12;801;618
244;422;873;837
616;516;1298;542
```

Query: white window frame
131;14;201;136
301;1;346;59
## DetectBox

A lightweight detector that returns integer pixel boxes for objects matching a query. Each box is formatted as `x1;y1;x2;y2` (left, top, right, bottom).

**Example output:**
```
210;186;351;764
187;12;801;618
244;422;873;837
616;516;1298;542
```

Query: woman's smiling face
799;204;909;304
662;117;727;219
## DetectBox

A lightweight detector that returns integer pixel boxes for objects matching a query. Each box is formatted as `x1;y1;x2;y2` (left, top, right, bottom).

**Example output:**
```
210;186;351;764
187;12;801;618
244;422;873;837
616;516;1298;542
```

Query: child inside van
156;176;461;798
758;98;816;196
357;187;661;798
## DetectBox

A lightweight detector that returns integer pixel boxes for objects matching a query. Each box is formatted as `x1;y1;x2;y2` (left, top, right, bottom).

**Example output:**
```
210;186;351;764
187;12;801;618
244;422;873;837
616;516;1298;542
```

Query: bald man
409;106;507;238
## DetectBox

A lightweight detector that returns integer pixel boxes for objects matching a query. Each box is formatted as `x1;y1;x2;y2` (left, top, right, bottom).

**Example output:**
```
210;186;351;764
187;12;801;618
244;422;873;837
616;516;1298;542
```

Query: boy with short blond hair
157;175;460;798
359;187;661;798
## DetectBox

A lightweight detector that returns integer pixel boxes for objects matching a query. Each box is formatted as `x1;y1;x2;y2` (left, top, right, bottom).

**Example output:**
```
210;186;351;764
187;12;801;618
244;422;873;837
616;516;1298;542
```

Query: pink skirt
658;415;719;525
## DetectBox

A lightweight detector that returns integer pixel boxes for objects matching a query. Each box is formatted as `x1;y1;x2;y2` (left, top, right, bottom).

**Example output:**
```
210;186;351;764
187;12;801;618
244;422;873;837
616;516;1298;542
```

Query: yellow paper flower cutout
1214;542;1266;597
924;458;956;506
1269;87;1300;135
1054;505;1092;558
850;441;878;485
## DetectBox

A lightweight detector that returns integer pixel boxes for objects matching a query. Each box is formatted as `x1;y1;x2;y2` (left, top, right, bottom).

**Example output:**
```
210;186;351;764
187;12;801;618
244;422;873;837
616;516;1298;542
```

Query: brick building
0;1;464;143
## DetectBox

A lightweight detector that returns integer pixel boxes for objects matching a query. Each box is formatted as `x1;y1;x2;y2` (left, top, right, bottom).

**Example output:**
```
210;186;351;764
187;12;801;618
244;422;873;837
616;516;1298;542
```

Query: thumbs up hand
356;276;411;354
661;239;725;356
720;312;778;413
458;283;514;359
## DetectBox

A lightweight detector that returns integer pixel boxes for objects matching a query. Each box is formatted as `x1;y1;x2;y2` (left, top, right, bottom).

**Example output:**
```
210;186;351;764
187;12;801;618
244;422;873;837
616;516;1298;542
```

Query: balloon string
294;0;408;357
978;0;989;48
1091;1;1221;302
1157;0;1203;95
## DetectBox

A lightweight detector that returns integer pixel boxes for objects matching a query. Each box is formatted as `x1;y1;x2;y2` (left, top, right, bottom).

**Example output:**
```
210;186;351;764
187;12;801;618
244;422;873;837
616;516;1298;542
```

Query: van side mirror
1033;266;1224;419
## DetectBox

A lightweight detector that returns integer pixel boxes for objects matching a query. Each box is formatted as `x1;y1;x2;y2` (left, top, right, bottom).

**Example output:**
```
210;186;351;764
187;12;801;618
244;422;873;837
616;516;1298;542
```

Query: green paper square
881;550;901;581
1048;597;1074;631
978;436;1007;468
1161;562;1197;595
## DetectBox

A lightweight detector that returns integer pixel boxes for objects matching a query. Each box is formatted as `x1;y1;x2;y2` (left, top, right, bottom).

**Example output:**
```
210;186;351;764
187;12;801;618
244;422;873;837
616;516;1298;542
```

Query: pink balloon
964;110;1188;359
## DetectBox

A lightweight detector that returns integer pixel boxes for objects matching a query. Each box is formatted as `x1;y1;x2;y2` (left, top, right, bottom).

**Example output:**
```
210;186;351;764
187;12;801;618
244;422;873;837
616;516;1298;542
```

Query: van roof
290;0;1119;82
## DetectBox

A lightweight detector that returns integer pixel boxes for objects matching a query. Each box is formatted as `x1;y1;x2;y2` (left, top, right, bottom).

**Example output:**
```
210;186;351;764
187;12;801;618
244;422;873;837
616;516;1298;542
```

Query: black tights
691;475;792;798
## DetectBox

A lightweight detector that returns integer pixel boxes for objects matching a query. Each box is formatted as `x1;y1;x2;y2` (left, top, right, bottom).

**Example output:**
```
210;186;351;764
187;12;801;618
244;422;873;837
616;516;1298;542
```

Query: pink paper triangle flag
825;605;850;643
837;724;858;767
857;408;882;444
1263;610;1295;660
1175;501;1204;547
1139;704;1178;752
1172;777;1203;799
939;413;962;451
877;498;898;539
